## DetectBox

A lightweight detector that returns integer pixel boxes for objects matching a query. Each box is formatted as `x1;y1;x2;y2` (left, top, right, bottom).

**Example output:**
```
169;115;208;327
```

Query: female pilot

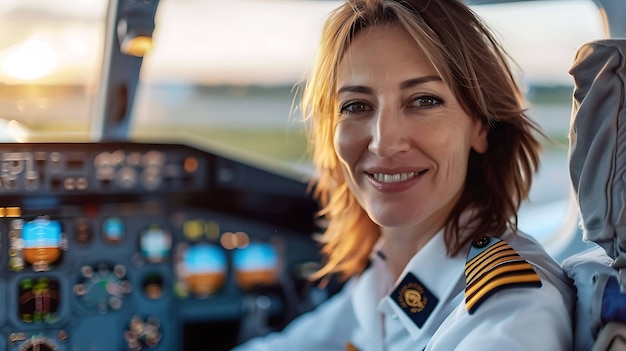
233;0;575;349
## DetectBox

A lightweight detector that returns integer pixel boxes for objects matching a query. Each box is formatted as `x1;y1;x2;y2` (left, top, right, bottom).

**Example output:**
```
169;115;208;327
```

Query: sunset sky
0;0;607;86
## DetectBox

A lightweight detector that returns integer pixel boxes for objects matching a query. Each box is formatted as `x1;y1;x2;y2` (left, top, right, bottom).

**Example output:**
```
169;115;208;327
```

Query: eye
410;95;442;109
339;100;373;114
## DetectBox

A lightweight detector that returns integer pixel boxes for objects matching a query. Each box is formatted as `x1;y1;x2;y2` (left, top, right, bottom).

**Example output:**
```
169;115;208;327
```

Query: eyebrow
400;75;442;89
337;75;442;95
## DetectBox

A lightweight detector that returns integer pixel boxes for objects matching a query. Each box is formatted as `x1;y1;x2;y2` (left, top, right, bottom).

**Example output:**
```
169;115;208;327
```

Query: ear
471;120;489;154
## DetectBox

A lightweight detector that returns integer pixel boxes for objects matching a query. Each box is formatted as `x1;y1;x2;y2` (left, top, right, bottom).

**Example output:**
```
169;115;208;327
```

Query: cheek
333;122;366;168
424;123;474;168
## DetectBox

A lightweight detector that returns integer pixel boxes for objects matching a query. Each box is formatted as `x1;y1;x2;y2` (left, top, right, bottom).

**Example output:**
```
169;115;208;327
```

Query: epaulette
464;236;542;314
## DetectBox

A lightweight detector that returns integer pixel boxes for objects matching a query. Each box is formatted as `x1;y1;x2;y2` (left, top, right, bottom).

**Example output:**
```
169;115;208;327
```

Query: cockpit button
102;216;125;244
74;217;92;245
125;316;162;350
116;166;138;189
141;166;161;190
142;150;166;168
183;219;204;241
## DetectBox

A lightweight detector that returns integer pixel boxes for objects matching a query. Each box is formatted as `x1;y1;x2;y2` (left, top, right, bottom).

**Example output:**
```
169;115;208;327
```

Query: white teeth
372;172;417;183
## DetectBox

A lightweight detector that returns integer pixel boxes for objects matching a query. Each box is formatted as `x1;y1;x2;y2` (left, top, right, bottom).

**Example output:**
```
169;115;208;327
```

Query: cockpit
0;0;623;350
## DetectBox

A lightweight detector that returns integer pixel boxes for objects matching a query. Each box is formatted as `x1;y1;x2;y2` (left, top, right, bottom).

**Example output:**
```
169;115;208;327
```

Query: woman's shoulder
500;230;564;274
464;231;575;314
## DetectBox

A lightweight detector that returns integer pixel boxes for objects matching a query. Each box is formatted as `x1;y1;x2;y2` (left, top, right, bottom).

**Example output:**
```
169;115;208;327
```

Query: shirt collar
378;230;468;340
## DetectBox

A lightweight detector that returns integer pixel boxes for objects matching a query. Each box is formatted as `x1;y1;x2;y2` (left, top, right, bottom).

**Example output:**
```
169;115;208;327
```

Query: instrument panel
0;142;327;351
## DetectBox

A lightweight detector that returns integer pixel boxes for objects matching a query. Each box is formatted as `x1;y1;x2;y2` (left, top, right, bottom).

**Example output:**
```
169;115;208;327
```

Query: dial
74;263;131;313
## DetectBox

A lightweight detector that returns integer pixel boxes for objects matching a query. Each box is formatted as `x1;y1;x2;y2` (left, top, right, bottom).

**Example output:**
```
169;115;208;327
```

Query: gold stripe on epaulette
466;248;520;282
464;240;542;314
466;261;537;297
466;270;543;310
466;241;509;273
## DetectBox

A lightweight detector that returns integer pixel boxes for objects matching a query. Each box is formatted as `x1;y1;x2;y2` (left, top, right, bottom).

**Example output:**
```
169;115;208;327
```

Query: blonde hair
301;0;543;281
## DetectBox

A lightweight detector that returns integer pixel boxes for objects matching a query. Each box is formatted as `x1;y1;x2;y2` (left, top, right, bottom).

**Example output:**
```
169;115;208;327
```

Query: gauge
142;272;164;299
176;243;226;298
18;278;60;323
74;263;131;314
140;225;172;263
233;242;279;290
21;217;64;272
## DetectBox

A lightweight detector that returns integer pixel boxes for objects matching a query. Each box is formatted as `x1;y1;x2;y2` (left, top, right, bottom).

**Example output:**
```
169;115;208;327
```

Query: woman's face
334;24;488;235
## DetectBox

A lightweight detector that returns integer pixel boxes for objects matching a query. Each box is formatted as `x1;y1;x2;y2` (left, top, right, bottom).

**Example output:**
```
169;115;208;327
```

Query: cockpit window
0;0;107;140
132;0;340;170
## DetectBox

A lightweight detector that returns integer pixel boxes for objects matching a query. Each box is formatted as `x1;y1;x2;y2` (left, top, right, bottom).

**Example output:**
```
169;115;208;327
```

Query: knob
124;316;161;350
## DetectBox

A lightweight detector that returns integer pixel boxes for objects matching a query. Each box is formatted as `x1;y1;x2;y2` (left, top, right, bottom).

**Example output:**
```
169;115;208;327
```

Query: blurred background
0;0;607;256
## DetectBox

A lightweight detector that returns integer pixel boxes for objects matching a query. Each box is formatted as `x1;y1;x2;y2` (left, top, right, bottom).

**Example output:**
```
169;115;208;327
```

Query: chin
367;210;419;228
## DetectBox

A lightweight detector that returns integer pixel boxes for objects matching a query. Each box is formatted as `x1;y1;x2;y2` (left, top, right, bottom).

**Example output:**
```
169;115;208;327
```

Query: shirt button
391;314;399;319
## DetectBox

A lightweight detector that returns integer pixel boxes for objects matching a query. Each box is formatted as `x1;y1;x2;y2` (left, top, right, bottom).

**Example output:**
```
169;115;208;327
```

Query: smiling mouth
370;170;427;183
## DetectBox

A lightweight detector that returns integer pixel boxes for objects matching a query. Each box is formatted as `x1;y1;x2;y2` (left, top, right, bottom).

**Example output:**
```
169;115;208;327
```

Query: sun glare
1;38;60;81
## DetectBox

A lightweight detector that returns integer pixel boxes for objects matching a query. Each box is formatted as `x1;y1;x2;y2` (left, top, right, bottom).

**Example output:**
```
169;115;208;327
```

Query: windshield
0;0;107;140
0;0;606;254
131;0;341;169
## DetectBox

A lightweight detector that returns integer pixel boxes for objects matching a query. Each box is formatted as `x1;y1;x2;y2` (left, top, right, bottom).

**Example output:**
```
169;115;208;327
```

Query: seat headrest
569;40;626;268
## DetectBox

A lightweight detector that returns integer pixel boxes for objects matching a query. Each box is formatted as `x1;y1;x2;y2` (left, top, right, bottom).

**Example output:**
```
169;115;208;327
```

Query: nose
368;105;410;157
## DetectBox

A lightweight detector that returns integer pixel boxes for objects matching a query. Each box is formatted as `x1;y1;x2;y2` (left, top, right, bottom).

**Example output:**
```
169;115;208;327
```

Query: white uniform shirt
232;230;575;351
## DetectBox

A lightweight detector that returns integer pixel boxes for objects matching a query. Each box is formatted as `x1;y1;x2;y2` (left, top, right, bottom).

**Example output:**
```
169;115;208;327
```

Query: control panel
0;142;328;351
